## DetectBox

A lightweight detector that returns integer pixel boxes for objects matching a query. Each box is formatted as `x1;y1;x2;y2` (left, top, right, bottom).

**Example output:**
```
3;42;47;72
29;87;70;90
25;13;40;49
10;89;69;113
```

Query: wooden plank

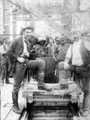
31;106;69;111
23;84;71;96
29;117;73;120
31;110;72;117
30;101;70;106
23;90;71;100
33;98;70;102
23;87;71;101
33;93;71;98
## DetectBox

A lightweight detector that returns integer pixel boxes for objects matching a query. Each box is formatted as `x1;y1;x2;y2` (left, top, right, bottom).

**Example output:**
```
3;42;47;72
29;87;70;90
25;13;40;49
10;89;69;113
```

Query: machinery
21;80;73;120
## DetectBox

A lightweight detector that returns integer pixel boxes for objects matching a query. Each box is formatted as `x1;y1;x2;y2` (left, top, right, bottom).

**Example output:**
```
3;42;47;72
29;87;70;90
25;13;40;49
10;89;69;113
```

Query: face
49;38;53;44
72;36;79;42
23;29;33;40
55;37;60;44
35;45;45;57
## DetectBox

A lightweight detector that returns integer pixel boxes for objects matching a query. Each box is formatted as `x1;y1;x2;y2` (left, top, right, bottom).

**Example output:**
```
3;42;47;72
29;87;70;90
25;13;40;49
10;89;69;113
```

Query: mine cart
21;76;73;120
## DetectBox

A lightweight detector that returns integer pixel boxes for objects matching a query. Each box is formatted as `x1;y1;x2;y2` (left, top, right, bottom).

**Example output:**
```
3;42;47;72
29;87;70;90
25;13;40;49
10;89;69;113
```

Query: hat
20;26;34;35
55;37;60;41
37;39;46;45
60;37;65;44
81;31;90;37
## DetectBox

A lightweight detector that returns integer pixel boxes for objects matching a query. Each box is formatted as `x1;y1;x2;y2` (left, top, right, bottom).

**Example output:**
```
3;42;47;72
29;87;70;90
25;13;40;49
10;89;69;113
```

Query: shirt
0;43;7;54
66;40;83;66
21;37;29;56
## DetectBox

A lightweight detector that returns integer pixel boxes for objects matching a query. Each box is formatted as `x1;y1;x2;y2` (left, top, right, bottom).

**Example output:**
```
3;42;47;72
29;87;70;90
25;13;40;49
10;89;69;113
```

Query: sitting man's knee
37;59;45;69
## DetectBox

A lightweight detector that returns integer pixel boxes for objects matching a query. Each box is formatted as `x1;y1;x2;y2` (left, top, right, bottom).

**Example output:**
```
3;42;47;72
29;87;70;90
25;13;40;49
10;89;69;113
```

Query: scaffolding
0;0;90;40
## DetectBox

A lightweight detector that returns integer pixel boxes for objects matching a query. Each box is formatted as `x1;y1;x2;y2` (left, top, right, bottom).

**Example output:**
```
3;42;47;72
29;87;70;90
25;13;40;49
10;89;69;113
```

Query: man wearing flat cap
6;26;51;114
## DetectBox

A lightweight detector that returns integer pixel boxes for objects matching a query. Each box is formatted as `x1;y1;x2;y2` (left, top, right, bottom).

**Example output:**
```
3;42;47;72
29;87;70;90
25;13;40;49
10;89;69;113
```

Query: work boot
38;83;52;91
38;71;52;91
81;110;90;117
12;93;21;114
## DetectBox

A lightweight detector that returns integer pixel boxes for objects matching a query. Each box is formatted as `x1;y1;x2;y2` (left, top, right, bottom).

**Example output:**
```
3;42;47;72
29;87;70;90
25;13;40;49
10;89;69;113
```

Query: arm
6;40;18;63
51;45;57;61
64;45;72;70
7;40;25;63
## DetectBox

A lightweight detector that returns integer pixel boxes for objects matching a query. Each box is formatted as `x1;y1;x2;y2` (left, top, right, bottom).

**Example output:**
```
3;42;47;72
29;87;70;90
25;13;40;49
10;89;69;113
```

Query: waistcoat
80;39;90;66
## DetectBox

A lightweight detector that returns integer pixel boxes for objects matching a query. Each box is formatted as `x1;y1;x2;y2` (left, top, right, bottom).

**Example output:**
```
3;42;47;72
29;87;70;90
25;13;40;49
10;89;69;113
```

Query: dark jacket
55;44;70;62
7;37;33;63
6;37;33;73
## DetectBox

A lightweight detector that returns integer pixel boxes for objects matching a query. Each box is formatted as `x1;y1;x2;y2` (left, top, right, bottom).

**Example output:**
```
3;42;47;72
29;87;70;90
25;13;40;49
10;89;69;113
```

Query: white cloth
21;38;29;56
66;40;83;66
0;44;7;54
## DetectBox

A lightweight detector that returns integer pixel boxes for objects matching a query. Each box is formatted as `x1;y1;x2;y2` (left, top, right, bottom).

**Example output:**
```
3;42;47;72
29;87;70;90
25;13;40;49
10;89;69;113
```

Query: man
55;37;70;84
0;38;10;85
55;37;70;62
7;26;51;114
64;34;90;117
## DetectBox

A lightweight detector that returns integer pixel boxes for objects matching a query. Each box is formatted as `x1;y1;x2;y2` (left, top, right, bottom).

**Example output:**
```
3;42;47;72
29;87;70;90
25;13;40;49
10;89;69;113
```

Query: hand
24;52;29;57
17;57;25;63
21;52;29;57
64;62;70;70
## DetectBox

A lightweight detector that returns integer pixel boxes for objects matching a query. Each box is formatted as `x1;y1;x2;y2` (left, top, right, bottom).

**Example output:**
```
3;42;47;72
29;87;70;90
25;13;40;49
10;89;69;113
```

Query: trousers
58;61;90;111
12;58;45;94
56;61;71;84
73;66;90;111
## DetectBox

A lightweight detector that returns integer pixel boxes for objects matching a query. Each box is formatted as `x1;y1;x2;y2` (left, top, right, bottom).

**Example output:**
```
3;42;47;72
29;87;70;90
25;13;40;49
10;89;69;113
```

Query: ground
1;78;90;120
1;78;24;120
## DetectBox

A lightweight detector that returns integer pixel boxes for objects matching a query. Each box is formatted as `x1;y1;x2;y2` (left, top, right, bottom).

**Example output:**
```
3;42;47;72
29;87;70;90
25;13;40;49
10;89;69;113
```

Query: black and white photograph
0;0;90;120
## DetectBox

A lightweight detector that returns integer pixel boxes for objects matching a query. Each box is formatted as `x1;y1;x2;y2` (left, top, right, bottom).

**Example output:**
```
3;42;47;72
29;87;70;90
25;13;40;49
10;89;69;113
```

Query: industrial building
0;0;90;120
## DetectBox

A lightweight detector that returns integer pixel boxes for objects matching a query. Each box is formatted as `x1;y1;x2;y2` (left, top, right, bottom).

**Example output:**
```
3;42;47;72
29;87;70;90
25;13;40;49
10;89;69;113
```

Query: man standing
7;26;51;114
64;34;90;117
0;37;10;85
